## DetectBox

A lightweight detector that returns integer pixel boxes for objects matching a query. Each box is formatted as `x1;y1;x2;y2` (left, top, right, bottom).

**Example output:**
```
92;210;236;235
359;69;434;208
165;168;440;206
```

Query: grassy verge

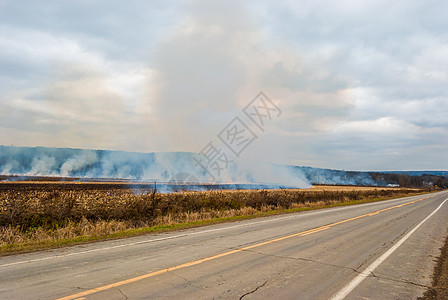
0;188;433;256
419;234;448;299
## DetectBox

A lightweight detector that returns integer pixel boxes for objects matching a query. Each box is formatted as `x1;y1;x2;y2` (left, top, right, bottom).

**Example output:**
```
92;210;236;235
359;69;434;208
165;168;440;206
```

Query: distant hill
290;166;384;186
290;166;448;188
381;170;448;177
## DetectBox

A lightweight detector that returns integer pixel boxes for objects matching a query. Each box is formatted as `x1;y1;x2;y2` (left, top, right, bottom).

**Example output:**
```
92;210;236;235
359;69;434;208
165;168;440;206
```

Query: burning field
0;178;429;255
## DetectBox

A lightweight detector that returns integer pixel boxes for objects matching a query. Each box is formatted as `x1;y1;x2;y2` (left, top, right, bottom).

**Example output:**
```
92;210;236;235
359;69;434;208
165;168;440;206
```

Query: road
1;191;448;299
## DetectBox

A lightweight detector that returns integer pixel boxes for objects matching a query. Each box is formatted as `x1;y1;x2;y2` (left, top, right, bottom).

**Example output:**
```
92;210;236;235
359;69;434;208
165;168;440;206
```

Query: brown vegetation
0;182;431;253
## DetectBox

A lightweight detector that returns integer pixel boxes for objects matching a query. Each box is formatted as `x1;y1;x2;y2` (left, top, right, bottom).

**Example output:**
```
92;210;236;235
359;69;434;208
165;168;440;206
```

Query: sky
0;0;447;171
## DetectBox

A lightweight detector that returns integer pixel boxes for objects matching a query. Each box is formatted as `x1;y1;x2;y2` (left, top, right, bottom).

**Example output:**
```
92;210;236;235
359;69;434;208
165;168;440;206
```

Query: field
0;180;430;255
309;184;404;191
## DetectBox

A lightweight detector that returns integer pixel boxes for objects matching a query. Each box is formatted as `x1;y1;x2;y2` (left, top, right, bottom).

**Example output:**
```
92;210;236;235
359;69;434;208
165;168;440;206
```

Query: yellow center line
58;196;431;300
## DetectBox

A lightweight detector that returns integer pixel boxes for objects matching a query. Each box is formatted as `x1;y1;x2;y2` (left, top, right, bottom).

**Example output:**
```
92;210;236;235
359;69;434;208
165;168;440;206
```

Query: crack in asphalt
240;248;359;274
171;271;206;290
239;281;267;299
115;287;129;300
369;271;431;289
241;248;432;291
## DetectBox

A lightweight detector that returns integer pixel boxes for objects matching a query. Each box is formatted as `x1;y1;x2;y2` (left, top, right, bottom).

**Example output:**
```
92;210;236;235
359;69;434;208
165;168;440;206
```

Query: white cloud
0;0;447;170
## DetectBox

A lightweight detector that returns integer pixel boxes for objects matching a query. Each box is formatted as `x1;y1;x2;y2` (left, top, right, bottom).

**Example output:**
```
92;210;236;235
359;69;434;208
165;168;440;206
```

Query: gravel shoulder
420;234;448;299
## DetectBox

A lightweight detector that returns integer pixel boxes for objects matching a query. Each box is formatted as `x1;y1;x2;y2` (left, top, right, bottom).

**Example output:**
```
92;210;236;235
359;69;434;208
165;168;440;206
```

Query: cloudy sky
0;0;447;171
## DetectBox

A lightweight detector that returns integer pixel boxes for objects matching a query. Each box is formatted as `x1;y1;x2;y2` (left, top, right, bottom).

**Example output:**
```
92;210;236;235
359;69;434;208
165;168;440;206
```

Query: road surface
1;191;447;299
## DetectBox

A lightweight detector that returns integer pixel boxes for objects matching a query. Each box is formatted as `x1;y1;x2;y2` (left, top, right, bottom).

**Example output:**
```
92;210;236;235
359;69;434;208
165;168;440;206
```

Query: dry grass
0;183;431;253
309;185;407;191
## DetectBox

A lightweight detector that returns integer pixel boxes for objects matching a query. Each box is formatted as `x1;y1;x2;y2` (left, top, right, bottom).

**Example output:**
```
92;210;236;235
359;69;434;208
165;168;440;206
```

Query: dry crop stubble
0;182;432;254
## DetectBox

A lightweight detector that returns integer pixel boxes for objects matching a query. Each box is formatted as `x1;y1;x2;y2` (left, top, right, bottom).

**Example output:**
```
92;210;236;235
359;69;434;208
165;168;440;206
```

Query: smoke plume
0;145;395;188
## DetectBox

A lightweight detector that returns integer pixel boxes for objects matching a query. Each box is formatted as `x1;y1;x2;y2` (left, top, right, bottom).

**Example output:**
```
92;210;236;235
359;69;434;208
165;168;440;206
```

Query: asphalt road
1;191;448;300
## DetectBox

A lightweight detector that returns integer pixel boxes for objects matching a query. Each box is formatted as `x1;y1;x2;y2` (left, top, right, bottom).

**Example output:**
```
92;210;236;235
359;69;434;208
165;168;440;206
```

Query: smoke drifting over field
0;146;311;188
1;145;417;189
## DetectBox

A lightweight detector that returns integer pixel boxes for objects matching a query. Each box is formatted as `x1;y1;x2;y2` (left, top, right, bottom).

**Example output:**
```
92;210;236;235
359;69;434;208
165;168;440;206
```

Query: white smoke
60;150;98;176
27;155;57;176
238;162;311;187
0;160;19;175
0;146;396;187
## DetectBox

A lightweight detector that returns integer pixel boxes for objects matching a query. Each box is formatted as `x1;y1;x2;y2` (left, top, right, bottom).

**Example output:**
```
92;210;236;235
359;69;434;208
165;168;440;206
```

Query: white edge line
330;197;448;300
0;193;435;268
